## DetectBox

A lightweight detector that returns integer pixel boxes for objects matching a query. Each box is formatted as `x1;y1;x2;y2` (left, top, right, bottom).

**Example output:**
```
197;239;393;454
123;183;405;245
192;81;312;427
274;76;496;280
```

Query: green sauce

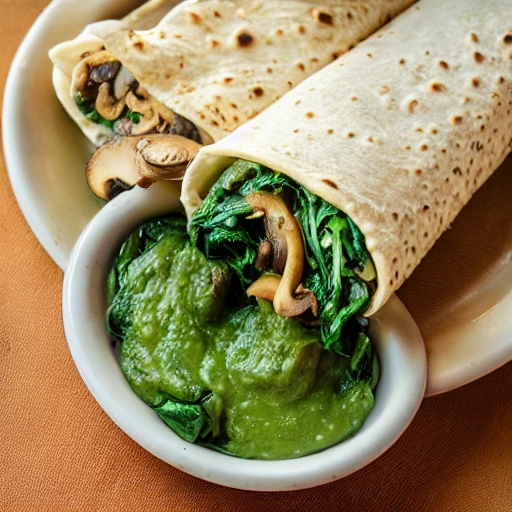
108;215;378;460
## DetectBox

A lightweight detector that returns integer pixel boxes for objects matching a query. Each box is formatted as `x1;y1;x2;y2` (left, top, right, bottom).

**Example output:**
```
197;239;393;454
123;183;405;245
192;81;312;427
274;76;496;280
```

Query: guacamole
108;214;378;460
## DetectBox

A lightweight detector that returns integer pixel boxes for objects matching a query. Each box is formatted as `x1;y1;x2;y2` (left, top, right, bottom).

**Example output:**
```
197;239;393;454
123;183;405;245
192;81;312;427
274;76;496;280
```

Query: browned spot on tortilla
367;136;374;143
392;212;399;221
470;33;479;42
423;205;430;211
189;12;201;24
405;145;411;150
287;81;293;88
332;52;342;61
293;128;299;133
367;53;373;58
233;115;239;122
430;82;445;92
214;95;222;101
351;96;358;101
474;52;485;63
159;31;165;39
380;85;389;94
133;41;144;51
213;10;221;18
439;60;449;69
266;67;273;73
327;129;333;134
504;33;512;44
305;112;314;118
451;115;463;125
223;77;233;83
237;32;254;47
322;179;338;189
499;76;506;83
311;57;319;64
464;96;471;103
199;113;205;119
174;34;182;39
425;50;430;56
399;58;406;65
297;25;306;34
347;132;356;138
472;77;481;87
128;30;135;39
431;127;439;134
252;86;264;97
211;120;219;126
211;40;220;48
347;11;353;20
297;63;305;71
408;99;418;113
276;29;284;36
315;11;333;25
453;167;462;175
420;144;428;151
415;169;422;176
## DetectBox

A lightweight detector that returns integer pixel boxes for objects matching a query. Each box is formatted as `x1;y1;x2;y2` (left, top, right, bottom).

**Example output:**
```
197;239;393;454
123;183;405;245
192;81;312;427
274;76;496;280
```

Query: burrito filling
72;49;203;143
107;160;378;460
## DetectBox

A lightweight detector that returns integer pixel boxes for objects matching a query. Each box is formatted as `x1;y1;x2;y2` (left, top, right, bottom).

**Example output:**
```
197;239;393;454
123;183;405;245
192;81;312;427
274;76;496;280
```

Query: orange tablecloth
2;1;512;510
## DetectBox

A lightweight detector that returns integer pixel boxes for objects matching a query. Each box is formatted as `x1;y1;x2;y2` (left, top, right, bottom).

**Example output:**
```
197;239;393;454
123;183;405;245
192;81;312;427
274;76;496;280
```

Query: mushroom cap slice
245;192;318;318
85;134;202;201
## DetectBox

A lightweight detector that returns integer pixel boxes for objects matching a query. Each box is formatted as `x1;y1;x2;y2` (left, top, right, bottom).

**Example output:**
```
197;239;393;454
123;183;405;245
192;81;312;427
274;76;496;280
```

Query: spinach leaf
153;400;206;443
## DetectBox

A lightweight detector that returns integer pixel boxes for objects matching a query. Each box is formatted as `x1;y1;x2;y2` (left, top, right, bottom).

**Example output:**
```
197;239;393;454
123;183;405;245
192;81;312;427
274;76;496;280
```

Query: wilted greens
107;203;378;459
189;159;376;356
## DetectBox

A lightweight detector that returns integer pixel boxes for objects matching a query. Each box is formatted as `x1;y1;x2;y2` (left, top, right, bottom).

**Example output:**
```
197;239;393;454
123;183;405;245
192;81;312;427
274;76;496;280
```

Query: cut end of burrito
185;159;377;355
49;34;210;148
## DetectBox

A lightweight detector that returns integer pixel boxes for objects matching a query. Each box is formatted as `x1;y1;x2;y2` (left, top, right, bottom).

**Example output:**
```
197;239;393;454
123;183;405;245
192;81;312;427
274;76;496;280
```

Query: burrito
181;0;512;321
49;0;417;148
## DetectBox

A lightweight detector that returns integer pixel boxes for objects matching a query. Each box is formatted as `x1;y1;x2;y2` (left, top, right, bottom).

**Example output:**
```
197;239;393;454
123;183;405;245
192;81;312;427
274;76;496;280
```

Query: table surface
2;1;512;510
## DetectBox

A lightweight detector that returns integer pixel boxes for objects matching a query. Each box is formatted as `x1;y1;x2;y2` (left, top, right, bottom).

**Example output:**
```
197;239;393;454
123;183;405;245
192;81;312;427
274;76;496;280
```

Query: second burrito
49;0;417;147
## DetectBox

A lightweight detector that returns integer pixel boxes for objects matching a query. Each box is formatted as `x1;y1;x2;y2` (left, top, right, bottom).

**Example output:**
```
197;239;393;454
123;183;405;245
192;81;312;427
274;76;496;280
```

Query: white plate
4;0;512;396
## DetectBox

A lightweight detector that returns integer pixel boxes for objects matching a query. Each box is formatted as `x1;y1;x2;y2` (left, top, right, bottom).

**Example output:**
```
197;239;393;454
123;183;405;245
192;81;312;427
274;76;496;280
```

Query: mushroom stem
245;192;318;318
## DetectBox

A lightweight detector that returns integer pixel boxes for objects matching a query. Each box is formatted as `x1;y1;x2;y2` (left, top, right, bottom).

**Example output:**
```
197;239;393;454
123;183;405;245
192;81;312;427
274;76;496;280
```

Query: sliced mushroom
113;66;136;100
71;50;119;99
95;82;126;120
125;87;178;135
247;274;319;321
85;134;202;200
245;192;318;318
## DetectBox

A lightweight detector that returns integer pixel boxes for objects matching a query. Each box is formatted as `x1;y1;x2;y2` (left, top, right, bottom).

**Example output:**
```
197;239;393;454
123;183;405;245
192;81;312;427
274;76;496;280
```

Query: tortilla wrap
49;0;417;146
181;0;512;317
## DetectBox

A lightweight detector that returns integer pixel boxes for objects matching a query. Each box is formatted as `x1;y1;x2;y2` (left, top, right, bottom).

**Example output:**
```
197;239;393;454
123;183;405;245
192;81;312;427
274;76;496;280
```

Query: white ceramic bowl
62;181;427;491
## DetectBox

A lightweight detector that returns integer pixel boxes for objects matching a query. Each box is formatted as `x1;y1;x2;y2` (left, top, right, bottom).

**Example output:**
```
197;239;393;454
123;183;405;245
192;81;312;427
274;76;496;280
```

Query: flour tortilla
49;0;416;146
181;0;512;316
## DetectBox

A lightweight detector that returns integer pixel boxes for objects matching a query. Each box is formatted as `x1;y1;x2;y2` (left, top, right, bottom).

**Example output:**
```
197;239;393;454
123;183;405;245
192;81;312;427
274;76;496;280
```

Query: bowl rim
62;182;427;491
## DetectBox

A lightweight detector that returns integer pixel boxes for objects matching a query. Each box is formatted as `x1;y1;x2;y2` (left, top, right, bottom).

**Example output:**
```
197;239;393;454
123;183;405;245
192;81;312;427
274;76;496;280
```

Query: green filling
75;93;141;130
189;160;374;355
108;206;378;460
